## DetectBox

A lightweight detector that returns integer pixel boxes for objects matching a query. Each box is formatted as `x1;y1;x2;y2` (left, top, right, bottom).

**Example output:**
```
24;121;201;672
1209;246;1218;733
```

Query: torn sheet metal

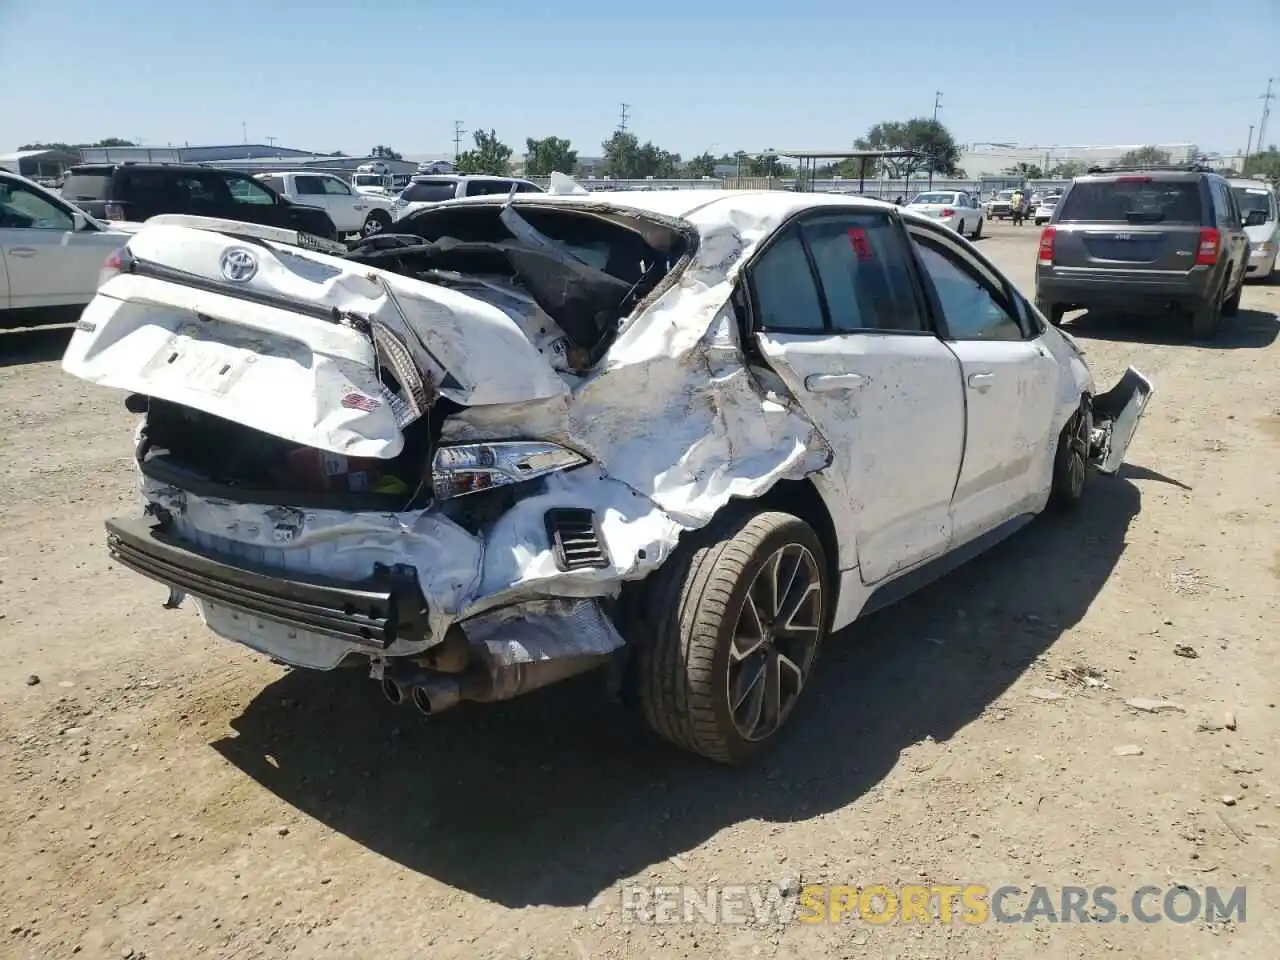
66;191;850;667
460;598;626;667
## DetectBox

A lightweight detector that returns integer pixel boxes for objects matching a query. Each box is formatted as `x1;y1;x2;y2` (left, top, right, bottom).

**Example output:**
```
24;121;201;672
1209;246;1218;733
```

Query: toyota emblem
219;247;258;283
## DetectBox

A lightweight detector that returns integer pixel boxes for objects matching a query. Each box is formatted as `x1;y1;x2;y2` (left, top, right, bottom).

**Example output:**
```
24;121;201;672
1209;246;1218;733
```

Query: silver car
1228;178;1278;279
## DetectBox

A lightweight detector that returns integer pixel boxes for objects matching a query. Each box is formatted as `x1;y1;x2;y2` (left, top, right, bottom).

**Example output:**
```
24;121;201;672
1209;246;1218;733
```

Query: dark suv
1034;166;1250;339
61;163;339;241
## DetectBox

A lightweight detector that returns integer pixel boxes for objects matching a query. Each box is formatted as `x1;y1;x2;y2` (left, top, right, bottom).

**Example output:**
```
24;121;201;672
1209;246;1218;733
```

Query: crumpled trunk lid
61;222;573;458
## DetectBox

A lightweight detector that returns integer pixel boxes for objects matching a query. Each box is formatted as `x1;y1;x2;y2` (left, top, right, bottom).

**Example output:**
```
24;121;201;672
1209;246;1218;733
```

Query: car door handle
804;373;865;393
967;372;995;391
6;247;38;257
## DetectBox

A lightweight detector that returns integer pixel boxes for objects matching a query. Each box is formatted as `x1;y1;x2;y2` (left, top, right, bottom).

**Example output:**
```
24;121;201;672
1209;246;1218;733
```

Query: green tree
685;152;718;178
1048;160;1086;178
1243;147;1280;185
742;151;795;178
19;139;136;151
854;118;961;177
601;131;680;178
456;129;513;175
1003;162;1045;179
1116;145;1171;167
370;144;403;161
524;136;578;176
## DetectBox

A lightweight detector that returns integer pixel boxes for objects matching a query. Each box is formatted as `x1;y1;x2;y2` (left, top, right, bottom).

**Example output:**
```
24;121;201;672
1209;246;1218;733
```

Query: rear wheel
361;210;391;237
637;510;829;765
1035;296;1065;326
1222;274;1243;317
1190;287;1222;340
971;218;984;239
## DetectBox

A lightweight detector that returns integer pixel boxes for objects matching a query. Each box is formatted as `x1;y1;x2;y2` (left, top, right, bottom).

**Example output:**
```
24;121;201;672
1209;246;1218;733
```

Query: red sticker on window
848;227;874;261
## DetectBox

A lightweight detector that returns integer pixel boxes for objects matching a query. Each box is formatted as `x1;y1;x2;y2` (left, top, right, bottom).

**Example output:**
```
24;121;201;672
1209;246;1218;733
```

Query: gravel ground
1;221;1277;959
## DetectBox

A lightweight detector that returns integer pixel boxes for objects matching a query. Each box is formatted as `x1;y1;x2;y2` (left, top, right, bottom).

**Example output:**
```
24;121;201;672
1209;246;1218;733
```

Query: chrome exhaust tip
410;679;461;717
381;675;407;706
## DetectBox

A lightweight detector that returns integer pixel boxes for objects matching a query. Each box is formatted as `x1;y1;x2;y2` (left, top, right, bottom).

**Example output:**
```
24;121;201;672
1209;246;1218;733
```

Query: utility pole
618;102;630;133
453;120;467;159
1245;124;1255;164
241;121;247;144
1255;78;1274;160
265;136;277;149
932;90;943;123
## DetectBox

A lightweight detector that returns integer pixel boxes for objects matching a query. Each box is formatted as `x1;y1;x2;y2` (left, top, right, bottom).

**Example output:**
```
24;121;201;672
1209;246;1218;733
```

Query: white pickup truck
255;171;398;237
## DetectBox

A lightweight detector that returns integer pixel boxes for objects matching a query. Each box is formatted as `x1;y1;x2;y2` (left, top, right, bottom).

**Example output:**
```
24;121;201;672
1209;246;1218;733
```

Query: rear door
904;224;1061;543
748;207;966;584
317;175;366;233
1051;176;1206;276
222;173;286;226
0;176;120;307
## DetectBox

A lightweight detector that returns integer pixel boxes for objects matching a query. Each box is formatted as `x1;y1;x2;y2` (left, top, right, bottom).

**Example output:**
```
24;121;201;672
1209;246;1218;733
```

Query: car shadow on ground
213;472;1146;909
1064;308;1278;349
0;326;74;368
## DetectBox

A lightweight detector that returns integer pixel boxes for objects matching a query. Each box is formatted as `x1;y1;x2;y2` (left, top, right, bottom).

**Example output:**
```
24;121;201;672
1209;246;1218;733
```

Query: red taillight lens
104;202;124;221
941;208;955;217
97;247;130;288
1195;228;1220;265
1038;227;1056;263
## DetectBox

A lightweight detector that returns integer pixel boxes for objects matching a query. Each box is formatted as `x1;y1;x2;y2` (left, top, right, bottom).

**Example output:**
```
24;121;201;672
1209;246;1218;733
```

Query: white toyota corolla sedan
61;189;1151;765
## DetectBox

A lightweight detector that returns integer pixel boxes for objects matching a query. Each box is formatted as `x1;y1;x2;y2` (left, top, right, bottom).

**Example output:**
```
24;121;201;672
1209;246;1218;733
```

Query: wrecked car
61;189;1152;765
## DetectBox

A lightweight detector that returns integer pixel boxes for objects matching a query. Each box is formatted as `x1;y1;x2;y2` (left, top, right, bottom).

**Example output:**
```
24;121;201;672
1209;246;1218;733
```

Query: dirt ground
1;221;1277;960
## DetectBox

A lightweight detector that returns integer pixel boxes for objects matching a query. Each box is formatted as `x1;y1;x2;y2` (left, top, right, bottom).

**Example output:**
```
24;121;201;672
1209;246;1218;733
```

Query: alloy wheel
726;544;824;742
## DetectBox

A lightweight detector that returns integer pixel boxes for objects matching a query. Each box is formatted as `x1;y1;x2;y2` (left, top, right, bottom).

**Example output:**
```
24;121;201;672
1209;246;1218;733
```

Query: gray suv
1034;166;1250;339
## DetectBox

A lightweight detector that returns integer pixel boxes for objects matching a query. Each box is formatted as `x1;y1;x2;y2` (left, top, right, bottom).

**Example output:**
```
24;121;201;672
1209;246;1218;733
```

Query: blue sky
2;0;1276;158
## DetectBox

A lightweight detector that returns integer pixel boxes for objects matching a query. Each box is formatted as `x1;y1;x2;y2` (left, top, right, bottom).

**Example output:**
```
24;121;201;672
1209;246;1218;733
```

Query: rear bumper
105;516;429;649
1036;266;1216;310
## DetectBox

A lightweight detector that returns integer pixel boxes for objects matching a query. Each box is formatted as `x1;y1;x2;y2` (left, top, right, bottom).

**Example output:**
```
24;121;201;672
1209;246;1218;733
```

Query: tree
854;118;961;177
370;145;403;161
19;139;136;151
1243;147;1280;186
1003;162;1044;179
329;150;348;157
600;131;680;178
685;152;718;178
524;136;578;176
1048;160;1086;178
1116;145;1171;168
742;151;795;178
455;129;513;175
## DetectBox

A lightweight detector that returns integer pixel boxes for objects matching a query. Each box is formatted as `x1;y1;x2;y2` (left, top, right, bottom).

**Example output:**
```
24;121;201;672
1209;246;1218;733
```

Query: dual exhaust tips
380;673;462;716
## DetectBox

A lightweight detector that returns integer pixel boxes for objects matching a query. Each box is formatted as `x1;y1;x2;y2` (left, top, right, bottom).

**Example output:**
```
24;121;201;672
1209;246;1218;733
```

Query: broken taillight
1038;227;1056;263
1195;228;1220;266
98;246;133;288
941;207;956;218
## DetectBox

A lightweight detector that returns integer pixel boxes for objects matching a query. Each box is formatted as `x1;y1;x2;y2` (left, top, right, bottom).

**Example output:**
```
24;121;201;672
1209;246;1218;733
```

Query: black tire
1190;288;1222;340
1049;401;1092;512
1222;274;1242;317
361;210;392;237
971;218;983;239
1035;296;1065;327
637;510;830;765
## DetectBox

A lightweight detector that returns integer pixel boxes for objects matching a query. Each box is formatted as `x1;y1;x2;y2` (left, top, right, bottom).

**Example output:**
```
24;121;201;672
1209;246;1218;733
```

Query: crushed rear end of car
62;196;831;714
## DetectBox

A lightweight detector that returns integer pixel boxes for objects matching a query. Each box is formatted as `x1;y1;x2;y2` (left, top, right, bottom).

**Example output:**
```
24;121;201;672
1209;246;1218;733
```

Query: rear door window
400;180;458;203
465;179;518;197
799;214;924;332
293;175;328;196
1058;179;1202;224
61;171;113;202
226;175;275;205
